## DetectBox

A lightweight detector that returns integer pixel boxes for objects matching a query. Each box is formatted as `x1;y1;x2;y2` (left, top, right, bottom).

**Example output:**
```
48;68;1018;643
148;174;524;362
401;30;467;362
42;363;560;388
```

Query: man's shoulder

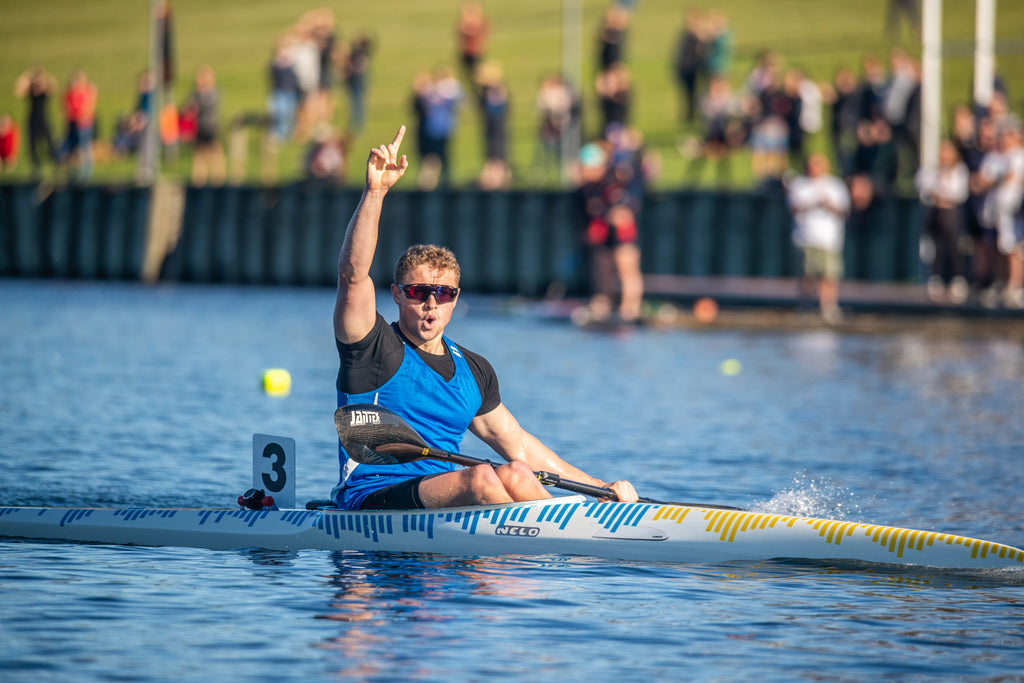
337;313;401;355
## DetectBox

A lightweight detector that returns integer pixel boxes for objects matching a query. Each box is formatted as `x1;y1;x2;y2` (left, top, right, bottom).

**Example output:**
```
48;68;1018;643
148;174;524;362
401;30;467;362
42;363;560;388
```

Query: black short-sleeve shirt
336;314;501;416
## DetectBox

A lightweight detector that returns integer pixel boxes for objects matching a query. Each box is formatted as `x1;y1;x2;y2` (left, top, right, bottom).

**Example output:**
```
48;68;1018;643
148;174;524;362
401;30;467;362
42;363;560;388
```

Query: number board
252;434;296;509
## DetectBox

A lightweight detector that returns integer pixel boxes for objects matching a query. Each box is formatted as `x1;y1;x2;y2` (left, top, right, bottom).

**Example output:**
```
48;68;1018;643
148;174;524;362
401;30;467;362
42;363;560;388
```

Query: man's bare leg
417;462;551;508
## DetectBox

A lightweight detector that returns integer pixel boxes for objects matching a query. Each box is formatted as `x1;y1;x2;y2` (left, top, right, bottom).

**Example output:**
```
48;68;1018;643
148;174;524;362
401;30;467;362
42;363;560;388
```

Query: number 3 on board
252;434;296;508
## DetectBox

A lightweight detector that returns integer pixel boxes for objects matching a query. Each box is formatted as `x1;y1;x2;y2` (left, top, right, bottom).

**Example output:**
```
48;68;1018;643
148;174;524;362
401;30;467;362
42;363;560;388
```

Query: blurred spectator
951;103;977;165
410;70;432;169
704;11;733;79
748;99;788;187
156;1;176;98
951;105;985;263
597;5;630;74
476;62;511;190
850;117;898;206
966;116;998;292
690;75;743;184
0;113;20;171
342;34;374;135
291;16;323;142
534;73;579;180
312;10;338;127
418;66;463;189
576;127;648;324
798;72;825;148
595;62;631;134
268;36;300;142
13;66;58;177
305;123;347;187
112;71;154;159
886;0;920;40
915;139;970;303
456;1;490;84
974;120;1024;308
780;68;806;167
59;69;98;183
187;65;225;186
788;153;851;324
856;54;888;123
673;9;709;126
744;50;780;102
829;67;860;177
883;48;921;179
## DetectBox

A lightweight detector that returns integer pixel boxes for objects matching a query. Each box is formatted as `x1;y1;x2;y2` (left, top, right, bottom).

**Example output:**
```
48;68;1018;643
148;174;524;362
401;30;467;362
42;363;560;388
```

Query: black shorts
358;476;428;510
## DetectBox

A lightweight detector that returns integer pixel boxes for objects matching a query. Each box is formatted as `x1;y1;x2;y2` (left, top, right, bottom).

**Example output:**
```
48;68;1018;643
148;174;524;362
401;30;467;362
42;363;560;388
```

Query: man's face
391;264;460;348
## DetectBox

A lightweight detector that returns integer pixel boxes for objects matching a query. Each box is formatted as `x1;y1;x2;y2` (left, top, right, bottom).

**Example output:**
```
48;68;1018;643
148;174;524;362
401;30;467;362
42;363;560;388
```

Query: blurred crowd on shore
2;1;1021;310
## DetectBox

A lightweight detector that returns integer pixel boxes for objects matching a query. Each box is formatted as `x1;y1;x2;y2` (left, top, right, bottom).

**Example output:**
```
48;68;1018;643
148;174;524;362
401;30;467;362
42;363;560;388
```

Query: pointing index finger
391;125;406;149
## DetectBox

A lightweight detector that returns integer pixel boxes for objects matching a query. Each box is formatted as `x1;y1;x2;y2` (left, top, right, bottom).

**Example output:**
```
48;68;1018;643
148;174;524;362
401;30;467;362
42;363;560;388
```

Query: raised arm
333;125;409;343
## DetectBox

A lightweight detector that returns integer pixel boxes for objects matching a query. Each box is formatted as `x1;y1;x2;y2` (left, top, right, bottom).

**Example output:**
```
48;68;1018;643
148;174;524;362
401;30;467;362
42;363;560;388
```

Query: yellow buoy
720;359;742;376
262;368;292;396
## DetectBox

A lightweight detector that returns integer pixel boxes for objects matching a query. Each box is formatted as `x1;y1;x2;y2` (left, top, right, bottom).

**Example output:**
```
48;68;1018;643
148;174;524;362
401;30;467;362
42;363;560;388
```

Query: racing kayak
3;406;1021;570
1;497;1022;569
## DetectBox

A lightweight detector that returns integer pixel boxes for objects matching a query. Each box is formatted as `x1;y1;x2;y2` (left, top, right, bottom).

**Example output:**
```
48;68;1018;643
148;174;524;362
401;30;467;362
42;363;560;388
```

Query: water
1;280;1023;682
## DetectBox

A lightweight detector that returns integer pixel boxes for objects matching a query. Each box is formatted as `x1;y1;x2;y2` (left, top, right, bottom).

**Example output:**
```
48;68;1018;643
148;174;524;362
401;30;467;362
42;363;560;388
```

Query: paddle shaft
375;443;742;510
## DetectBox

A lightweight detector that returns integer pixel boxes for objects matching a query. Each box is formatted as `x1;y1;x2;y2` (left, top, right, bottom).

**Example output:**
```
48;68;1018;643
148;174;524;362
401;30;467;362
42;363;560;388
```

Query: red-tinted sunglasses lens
401;284;459;303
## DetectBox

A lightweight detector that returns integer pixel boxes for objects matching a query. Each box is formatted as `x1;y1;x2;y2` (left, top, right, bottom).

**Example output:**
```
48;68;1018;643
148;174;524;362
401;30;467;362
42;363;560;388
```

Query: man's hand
367;125;409;192
604;480;639;504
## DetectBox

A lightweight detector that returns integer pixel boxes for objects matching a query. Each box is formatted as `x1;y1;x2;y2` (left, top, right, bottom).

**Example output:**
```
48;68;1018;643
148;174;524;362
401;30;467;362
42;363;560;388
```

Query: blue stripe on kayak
545;503;563;523
536;505;552;523
557;502;581;530
621;504;651;527
60;509;93;526
467;511;481;535
386;514;393;536
596;503;617;525
604;504;631;532
426;513;434;539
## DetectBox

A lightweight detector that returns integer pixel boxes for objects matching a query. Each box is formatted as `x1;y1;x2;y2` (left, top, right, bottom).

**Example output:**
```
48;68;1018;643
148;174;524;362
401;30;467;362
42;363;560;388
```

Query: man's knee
466;463;506;495
496;461;546;495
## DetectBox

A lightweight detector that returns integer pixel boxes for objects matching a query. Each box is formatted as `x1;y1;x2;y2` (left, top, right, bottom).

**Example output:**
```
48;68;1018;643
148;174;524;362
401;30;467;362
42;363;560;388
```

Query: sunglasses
398;283;460;304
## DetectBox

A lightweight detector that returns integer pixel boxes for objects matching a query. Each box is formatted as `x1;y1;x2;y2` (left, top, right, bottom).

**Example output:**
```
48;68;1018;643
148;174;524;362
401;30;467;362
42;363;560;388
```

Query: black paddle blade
334;403;429;456
346;443;403;465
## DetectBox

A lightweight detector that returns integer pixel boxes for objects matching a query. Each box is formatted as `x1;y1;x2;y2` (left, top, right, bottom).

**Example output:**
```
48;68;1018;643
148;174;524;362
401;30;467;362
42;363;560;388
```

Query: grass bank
1;0;1021;189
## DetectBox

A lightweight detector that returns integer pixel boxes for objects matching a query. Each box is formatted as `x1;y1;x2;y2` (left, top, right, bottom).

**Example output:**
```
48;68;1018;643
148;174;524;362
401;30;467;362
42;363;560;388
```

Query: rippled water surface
2;281;1023;682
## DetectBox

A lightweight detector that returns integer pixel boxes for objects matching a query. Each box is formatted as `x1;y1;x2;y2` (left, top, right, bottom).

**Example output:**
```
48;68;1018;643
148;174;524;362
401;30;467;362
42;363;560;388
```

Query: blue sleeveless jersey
332;333;482;509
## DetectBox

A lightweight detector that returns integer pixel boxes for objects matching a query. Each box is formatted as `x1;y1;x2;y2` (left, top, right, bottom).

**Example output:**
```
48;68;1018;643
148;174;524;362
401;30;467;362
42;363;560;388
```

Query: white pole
974;0;996;108
920;0;942;170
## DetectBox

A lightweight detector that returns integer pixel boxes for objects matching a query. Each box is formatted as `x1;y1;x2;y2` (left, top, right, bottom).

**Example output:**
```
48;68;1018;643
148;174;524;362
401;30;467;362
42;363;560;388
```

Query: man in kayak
332;125;638;510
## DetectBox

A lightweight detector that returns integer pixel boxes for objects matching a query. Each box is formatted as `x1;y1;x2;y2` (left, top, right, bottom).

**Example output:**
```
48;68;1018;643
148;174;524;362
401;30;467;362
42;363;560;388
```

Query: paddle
334;403;742;510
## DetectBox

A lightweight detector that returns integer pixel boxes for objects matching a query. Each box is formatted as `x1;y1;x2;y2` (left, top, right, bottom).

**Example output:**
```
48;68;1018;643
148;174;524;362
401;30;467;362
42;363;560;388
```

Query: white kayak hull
2;497;1022;570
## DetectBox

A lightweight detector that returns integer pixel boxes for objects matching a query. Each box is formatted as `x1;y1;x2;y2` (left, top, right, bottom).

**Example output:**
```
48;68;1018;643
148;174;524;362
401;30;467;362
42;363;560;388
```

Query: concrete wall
0;183;923;293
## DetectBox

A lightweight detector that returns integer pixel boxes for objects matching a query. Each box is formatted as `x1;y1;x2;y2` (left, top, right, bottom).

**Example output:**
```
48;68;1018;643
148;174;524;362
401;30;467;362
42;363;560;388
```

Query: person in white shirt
788;153;851;323
975;121;1024;308
915;139;970;303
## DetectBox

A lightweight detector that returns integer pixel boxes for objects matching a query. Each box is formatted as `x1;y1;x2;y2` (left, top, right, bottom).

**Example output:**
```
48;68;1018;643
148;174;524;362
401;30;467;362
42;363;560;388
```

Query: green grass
1;0;1021;189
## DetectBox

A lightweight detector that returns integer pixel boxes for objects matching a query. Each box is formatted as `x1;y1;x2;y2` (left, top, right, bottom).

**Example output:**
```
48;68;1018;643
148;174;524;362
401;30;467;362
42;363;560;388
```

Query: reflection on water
316;552;549;680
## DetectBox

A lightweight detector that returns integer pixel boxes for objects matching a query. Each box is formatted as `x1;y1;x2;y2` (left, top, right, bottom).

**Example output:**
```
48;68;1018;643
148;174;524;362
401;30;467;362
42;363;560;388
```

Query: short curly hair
393;244;461;285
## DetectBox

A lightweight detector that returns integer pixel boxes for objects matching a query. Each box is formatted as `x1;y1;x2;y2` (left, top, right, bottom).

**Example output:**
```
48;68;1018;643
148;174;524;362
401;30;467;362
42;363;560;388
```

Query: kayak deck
2;497;1022;570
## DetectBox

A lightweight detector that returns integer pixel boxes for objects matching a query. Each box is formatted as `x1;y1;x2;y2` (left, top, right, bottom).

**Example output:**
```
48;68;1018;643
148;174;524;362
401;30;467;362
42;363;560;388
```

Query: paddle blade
346;444;403;465
334;403;429;456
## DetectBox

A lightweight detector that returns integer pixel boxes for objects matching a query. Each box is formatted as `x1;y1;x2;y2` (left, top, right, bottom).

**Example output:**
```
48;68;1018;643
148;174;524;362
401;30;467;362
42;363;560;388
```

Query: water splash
750;473;872;520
